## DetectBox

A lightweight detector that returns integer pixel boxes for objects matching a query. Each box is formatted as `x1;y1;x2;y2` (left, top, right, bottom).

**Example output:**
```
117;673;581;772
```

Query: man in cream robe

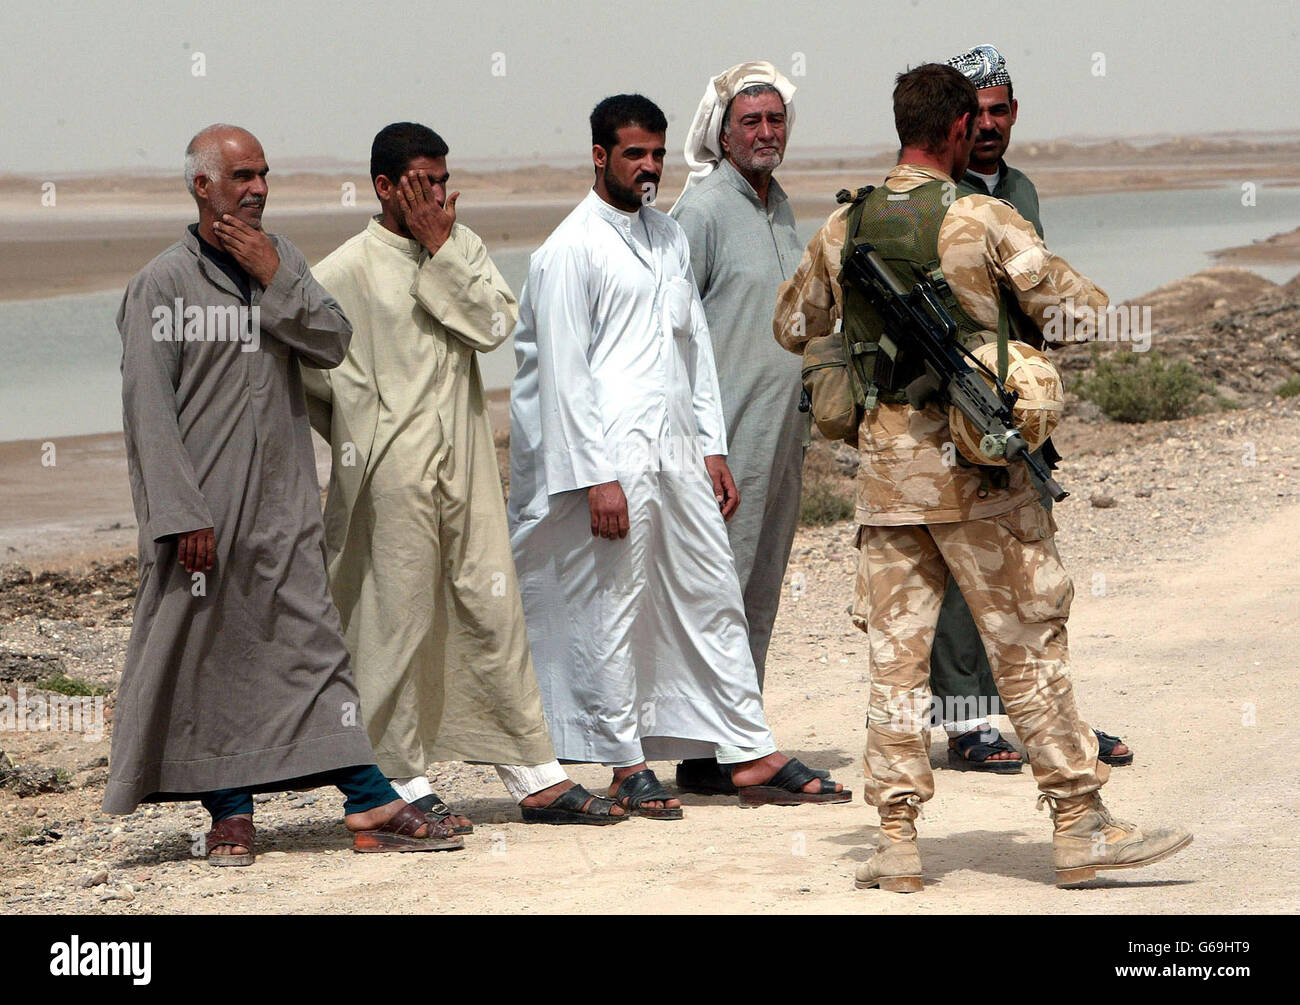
305;123;623;826
509;96;847;815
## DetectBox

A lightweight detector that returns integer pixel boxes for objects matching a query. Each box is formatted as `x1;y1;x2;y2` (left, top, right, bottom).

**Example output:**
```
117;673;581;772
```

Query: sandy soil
2;396;1298;914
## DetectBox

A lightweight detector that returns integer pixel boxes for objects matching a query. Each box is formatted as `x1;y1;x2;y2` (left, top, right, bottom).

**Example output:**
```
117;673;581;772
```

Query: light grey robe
104;227;374;814
670;160;805;685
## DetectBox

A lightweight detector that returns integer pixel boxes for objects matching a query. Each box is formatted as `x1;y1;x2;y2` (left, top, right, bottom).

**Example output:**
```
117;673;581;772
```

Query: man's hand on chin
213;214;280;287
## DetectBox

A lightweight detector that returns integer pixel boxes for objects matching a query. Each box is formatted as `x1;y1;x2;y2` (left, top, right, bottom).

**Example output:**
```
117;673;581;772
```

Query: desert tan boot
1040;791;1193;887
855;799;923;893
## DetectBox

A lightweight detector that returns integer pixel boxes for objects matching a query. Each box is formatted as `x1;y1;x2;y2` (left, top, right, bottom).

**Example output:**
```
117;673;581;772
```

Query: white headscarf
673;60;796;208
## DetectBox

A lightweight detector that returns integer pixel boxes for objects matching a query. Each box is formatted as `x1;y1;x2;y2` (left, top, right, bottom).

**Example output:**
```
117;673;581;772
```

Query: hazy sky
4;0;1298;174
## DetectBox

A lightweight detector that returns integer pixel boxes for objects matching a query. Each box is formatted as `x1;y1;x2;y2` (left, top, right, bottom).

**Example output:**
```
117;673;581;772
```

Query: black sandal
736;757;851;807
410;792;474;835
519;784;626;826
1095;729;1134;767
947;727;1024;774
612;768;683;820
676;757;831;796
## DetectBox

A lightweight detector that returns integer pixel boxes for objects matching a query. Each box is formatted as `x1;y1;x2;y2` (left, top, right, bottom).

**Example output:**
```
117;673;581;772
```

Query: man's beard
604;170;658;211
212;192;265;229
730;143;783;177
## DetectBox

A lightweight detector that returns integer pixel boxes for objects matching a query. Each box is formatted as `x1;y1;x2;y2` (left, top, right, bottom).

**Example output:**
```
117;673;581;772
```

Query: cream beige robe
305;218;555;775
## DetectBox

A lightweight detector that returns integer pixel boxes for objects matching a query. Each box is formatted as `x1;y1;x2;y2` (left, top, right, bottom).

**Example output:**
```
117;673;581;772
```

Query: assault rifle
842;242;1067;502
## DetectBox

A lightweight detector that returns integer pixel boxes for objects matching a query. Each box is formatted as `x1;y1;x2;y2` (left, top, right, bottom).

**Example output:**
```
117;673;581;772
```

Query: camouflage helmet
950;340;1064;466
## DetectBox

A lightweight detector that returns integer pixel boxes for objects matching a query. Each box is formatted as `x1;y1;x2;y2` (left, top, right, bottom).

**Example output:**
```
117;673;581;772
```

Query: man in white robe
509;95;849;817
305;123;625;828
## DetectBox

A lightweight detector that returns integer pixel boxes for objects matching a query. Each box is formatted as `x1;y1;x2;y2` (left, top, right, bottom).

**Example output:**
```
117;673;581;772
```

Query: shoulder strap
996;288;1011;382
838;186;875;267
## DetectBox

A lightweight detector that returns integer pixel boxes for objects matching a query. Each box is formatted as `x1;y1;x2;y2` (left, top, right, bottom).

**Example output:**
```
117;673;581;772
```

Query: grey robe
670;160;805;685
104;227;375;814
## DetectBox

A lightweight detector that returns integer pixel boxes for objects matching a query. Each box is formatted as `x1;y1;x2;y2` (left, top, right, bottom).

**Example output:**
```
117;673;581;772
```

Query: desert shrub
1078;350;1207;423
800;478;855;525
35;674;108;697
1277;376;1300;399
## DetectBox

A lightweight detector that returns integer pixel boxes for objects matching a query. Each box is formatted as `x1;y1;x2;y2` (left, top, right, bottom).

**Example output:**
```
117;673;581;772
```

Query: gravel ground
2;396;1297;913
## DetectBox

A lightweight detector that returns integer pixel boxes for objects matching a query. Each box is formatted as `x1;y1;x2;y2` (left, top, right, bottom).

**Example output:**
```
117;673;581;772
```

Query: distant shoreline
3;144;1299;302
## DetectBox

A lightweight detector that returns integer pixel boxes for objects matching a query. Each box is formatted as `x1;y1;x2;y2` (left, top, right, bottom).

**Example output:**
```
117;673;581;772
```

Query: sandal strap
765;757;829;794
207;815;255;852
380;803;437;837
613;769;672;809
410;793;454;821
547;784;616;817
950;727;1016;761
1093;729;1124;755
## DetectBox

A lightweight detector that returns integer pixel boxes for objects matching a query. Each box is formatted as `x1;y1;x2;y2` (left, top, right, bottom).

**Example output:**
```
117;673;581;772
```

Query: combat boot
1040;791;1192;887
855;798;923;893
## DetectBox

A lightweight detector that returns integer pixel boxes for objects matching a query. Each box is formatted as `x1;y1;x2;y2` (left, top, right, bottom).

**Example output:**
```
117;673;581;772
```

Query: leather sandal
611;768;683;820
352;803;465;853
1095;728;1134;767
947;727;1024;774
520;783;626;825
206;815;256;867
736;757;852;807
676;756;831;796
410;792;473;835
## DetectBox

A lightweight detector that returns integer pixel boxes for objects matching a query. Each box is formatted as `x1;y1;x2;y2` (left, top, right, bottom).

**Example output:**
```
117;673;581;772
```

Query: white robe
508;190;775;764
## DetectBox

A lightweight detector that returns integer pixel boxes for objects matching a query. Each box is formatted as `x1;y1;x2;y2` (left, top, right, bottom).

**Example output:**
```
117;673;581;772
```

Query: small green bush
1078;350;1208;423
800;479;855;525
1277;376;1300;399
35;674;107;697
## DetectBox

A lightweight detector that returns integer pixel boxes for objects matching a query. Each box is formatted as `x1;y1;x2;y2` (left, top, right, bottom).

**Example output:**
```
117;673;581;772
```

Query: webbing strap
996;290;1011;382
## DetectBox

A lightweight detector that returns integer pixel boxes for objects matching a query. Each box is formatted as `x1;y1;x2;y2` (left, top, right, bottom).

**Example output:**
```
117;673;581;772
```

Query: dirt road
4;467;1296;913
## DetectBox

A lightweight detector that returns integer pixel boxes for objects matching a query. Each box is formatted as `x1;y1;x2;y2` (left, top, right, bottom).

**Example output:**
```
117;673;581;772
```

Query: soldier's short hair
370;122;449;193
590;94;668;152
893;63;979;152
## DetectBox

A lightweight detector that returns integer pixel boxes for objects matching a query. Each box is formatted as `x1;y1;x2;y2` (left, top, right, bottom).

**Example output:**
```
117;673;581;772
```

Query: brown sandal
352;802;465;853
206;815;256;867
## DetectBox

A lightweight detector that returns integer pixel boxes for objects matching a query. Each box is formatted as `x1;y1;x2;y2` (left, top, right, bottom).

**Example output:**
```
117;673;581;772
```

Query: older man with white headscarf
669;62;812;796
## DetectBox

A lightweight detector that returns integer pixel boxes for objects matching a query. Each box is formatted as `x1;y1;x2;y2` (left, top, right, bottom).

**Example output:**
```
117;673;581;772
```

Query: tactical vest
838;180;1002;406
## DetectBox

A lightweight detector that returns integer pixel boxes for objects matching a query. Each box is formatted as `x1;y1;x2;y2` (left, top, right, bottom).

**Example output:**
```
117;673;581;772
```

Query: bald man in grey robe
106;125;459;862
670;76;809;794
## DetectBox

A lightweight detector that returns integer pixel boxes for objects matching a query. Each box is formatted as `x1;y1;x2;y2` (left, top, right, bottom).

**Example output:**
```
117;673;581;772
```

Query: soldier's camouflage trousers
852;501;1109;809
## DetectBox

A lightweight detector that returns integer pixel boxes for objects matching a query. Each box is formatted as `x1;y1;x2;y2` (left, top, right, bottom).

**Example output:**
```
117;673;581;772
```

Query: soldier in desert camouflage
773;63;1191;891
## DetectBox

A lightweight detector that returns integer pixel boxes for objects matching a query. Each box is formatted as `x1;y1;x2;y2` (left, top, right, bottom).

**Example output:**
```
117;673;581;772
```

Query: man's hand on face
588;480;630;540
213;215;281;287
398;170;459;256
177;527;216;573
704;455;740;521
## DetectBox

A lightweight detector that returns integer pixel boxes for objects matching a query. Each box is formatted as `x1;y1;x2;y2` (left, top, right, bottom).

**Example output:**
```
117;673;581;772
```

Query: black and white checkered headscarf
946;44;1011;89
